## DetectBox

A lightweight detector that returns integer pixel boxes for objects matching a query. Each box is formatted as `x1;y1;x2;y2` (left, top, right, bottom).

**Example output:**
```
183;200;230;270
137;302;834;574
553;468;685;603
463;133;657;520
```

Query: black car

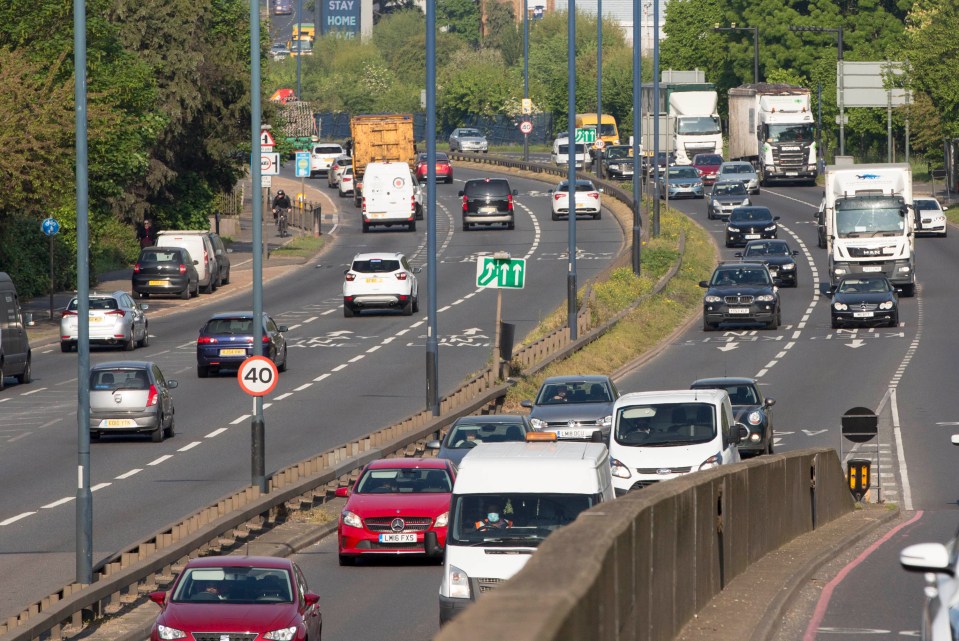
196;312;289;378
700;262;781;330
819;275;899;329
690;377;775;457
132;247;199;300
426;415;534;467
520;375;620;441
725;206;780;247
458;178;517;231
601;145;635;180
643;151;676;178
735;239;800;287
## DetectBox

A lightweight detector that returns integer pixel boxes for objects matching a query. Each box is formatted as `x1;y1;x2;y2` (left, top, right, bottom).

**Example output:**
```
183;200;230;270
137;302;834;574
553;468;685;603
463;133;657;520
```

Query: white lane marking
43;497;74;509
348;355;364;363
231;415;249;424
451;299;464;305
148;455;174;466
332;364;347;372
174;366;192;374
294;383;313;391
756;368;768;378
313;373;330;382
91;483;111;492
274;392;293;401
207;428;229;438
1;512;36;526
0;398;9;404
177;341;195;349
304;316;318;323
178;442;202;452
263;403;273;409
322;309;337;315
38;418;62;429
287;324;302;330
382;337;395;344
366;346;381;353
115;469;142;480
396;329;410;336
152;349;170;356
437;306;451;312
21;388;47;396
410;320;425;328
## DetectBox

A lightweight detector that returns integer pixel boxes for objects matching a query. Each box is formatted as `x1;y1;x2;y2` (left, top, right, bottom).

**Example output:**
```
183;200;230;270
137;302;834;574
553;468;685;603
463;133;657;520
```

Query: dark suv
459;178;517;231
700;262;781;330
725;206;779;247
690;377;775;457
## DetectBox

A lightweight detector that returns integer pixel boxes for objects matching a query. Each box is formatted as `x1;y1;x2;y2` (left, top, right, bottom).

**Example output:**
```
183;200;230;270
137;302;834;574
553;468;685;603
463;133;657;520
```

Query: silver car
448;127;489;153
717;161;761;194
706;180;752;220
659;165;705;199
89;361;177;442
60;291;149;352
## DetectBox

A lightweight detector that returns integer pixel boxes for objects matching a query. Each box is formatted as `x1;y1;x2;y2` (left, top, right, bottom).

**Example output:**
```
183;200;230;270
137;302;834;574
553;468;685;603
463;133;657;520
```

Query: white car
914;197;948;237
343;252;421;317
327;155;352;188
309;142;344;178
60;291;150;352
549;179;602;220
338;167;354;198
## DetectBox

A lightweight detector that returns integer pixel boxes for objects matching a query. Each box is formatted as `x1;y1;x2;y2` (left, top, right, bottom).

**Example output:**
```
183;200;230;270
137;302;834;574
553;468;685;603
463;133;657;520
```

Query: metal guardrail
0;152;671;641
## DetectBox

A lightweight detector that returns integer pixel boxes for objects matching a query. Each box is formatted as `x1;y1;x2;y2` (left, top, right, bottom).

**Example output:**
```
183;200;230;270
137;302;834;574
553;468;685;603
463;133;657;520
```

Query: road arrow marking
717;343;739;352
462;327;484;335
802;429;829;436
846;339;866;349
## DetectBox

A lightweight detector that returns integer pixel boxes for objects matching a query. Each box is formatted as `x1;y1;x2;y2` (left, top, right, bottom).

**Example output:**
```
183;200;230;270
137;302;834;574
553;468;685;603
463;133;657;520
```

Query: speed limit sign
519;121;533;135
593;139;606;150
237;355;279;397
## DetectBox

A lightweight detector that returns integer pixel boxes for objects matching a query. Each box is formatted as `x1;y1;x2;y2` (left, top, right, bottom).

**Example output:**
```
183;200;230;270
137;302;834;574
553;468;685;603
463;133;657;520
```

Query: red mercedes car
691;153;724;185
415;152;454;184
148;556;322;641
335;457;455;565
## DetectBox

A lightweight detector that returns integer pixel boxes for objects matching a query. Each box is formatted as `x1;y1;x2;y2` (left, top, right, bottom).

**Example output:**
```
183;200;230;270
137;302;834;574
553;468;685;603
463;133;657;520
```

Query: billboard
321;0;361;38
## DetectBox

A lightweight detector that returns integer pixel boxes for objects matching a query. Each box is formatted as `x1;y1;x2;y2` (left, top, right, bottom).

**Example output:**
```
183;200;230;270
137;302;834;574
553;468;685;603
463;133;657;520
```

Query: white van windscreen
448;493;596;545
614;402;716;446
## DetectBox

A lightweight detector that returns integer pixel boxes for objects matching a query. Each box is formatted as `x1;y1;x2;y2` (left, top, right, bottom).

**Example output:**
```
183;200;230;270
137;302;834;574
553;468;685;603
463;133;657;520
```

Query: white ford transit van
551;137;589;169
431;436;614;624
608;389;748;496
360;161;419;233
155;231;219;294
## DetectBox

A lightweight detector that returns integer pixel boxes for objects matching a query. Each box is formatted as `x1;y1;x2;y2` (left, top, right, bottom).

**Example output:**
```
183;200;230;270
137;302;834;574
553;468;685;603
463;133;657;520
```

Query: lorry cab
434;437;614;624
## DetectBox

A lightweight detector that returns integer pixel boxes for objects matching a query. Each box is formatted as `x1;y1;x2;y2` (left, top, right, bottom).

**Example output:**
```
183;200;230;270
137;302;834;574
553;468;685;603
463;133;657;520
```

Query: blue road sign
41;218;60;236
295;151;311;178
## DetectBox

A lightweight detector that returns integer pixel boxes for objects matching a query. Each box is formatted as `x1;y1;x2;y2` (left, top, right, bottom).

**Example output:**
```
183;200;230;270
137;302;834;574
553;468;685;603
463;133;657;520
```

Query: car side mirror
412;266;422;274
698;280;709;288
194;260;199;265
547;190;554;195
734;422;750;444
227;248;234;253
304;593;321;608
344;269;350;275
765;397;775;408
819;283;834;297
520;400;533;409
792;251;799;256
512;189;519;196
334;487;350;498
734;252;743;258
278;325;288;332
426;439;441;449
457;191;465;197
773;216;781;221
598;188;605;193
167;380;179;389
944;206;949;212
140;304;150;310
148;591;167;607
216;249;223;255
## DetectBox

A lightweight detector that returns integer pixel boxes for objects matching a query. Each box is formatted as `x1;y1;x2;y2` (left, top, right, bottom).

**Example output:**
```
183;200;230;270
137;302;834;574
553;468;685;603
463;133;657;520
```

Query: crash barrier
435;448;854;641
0;153;666;641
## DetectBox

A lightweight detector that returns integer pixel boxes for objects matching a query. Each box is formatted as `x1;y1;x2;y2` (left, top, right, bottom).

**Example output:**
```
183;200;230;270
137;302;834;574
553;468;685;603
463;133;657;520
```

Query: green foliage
438;0;481;46
438;49;519;130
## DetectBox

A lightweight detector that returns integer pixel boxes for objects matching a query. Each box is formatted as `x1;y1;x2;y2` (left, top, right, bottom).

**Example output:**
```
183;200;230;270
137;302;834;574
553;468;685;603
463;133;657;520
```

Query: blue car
658;165;705;199
196;311;288;378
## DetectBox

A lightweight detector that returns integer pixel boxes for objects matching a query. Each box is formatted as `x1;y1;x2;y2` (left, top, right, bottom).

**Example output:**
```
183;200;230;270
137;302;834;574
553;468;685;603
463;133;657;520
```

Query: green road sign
574;127;597;144
476;256;526;289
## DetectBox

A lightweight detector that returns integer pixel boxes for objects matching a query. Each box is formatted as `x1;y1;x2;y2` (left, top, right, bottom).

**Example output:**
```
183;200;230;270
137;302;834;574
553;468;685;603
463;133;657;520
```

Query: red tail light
411;194;416;213
395;272;408;280
362;197;366;212
262;336;271;344
106;310;126;317
588;192;600;199
345;273;356;281
197;336;218;344
507;194;514;212
146;385;159;407
179;264;187;274
133;263;141;273
62;310;78;317
554;193;563;201
462;195;468;213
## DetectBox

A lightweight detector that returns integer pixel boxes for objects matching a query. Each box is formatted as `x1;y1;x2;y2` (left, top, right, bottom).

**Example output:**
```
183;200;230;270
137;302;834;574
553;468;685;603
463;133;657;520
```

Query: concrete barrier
434;449;853;641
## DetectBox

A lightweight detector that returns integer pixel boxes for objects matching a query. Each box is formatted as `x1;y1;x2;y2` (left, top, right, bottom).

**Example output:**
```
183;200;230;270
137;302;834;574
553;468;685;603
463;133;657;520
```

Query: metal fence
311;112;558;146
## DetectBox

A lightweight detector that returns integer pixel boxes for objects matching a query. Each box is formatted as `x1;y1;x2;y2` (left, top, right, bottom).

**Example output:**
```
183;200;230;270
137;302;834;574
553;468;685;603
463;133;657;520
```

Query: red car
691;153;724;185
415;152;453;184
335;457;455;565
148;556;322;641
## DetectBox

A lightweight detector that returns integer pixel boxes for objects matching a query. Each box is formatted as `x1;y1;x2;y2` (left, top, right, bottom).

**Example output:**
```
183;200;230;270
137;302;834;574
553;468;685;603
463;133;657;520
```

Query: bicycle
277;209;289;237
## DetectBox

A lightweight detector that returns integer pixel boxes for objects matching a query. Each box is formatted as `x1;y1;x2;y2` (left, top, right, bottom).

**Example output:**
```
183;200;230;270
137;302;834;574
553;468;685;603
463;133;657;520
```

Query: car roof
542;374;611;384
715;261;769;273
184;556;293;570
453;414;528;424
206;311;267;320
713;180;747;187
731;206;772;215
351;252;405;261
91;360;156;371
691;377;756;387
365;457;450;470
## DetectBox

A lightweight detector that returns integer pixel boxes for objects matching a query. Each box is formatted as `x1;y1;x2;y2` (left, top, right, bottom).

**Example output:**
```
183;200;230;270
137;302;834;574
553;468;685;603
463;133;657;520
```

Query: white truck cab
432;437;614;625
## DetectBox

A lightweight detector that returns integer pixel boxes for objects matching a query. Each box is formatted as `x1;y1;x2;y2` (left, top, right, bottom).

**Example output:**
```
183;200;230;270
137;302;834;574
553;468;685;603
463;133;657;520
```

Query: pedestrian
137;219;157;248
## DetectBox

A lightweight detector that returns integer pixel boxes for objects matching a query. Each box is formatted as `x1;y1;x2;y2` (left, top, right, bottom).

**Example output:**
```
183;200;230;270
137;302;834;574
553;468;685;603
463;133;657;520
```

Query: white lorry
823;163;916;296
641;79;723;166
430;437;614;625
728;83;818;186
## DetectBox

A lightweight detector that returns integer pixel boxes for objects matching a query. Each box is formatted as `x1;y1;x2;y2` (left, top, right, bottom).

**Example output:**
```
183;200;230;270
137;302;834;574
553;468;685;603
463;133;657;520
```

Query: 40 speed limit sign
237;355;279;397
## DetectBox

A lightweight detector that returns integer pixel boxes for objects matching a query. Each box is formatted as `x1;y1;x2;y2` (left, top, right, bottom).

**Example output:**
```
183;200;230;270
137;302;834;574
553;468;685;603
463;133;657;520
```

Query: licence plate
479;206;497;214
219;348;246;356
148;280;166;286
862;266;882;272
768;269;778;277
728;308;751;315
379;533;416;543
103;419;137;428
368;212;386;219
786;172;798;176
364;277;383;283
90;316;103;323
853;311;875;318
557;429;592;439
745;234;761;239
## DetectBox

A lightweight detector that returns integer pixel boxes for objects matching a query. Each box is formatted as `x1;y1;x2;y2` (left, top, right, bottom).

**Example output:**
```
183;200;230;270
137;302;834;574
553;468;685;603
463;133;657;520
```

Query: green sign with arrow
476;256;526;289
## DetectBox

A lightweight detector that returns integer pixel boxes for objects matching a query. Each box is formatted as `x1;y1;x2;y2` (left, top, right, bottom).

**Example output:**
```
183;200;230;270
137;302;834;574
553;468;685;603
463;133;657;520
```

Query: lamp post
713;24;759;84
295;0;302;98
630;0;642;276
789;26;844;156
651;0;660;237
426;0;439;413
596;0;602;179
523;0;530;162
567;0;578;340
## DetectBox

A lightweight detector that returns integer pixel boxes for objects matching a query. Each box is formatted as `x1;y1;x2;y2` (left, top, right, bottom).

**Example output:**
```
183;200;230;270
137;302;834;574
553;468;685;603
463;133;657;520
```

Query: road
0;163;622;621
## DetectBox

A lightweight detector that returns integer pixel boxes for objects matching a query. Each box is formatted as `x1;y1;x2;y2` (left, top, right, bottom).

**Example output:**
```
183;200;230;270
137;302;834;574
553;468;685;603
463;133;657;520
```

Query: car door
122;294;145;340
293;563;322;638
266;316;286;361
1;287;29;373
152;364;174;423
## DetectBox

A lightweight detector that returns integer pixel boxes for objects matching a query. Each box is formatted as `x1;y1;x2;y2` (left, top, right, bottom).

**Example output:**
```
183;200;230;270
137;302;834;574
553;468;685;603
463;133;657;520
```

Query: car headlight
342;510;362;528
833;267;847;275
782;263;795;270
263;627;298;641
749;432;762;443
755;294;776;302
879;301;894;310
699;453;721;471
727;226;737;232
747;411;763;425
704;295;722;303
599;415;612;428
157;625;187;640
764;224;777;232
530;417;547;430
449;564;471;599
610;457;632;479
833;302;848;311
898;265;911;273
742;199;750;206
694;182;703;188
434;511;449;528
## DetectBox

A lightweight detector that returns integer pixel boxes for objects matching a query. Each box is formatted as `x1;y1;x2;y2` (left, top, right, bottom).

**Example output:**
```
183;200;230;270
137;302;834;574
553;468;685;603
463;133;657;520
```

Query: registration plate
379;533;416;543
367;212;386;219
556;429;593;439
768;269;778;277
90;316;103;323
862;266;882;272
728;308;751;315
744;233;761;239
219;348;246;356
786;172;798;176
853;311;875;318
479;206;497;214
103;419;137;428
364;277;383;283
148;280;166;286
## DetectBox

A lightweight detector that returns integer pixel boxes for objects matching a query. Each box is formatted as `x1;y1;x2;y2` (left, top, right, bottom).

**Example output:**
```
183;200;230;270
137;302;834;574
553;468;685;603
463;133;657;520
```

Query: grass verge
271;234;326;259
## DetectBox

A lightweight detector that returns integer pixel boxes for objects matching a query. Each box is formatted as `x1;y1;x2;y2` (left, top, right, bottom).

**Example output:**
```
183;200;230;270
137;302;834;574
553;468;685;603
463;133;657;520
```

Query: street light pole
651;0;660;237
523;0;530;163
426;0;440;414
596;0;602;179
567;0;578;340
630;0;642;276
713;25;759;84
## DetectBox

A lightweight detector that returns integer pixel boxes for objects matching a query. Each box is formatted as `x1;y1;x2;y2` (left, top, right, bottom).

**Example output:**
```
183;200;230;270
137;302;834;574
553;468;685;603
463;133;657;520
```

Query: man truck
822;163;916;296
349;113;417;207
728;83;818;186
640;75;723;166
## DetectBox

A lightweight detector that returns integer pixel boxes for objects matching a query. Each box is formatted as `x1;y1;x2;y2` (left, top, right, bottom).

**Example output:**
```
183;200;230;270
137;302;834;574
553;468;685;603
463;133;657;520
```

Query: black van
0;272;32;391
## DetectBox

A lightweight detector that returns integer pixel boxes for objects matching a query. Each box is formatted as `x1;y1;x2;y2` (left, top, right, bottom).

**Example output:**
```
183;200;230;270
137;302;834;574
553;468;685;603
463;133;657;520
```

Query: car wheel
164;414;176;438
408;220;416;232
61;341;72;353
202;280;214;294
123;334;136;351
193;281;201;298
138;326;150;348
402;297;414;316
594;212;602;220
900;284;916;297
551;212;559;221
90;431;101;442
507;220;515;230
338;188;345;198
703;318;716;332
831;317;840;330
725;239;733;248
413;296;419;313
889;312;899;328
0;364;5;392
222;270;230;285
180;286;190;300
16;355;31;384
339;554;356;567
151;419;164;443
278;349;288;372
462;221;470;231
344;302;355;318
197;364;210;378
361;221;370;233
707;210;713;220
766;438;774;455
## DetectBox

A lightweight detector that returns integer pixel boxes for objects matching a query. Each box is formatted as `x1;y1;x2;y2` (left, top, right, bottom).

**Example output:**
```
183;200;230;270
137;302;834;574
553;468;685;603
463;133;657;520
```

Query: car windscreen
448;493;597;545
668;167;699;179
445;421;526;448
745;242;789;256
695;155;723;166
915;200;940;211
713;183;747;196
557;144;586;155
355;467;452;493
90;368;150;391
465;181;510;198
722;164;754;175
458;129;481;137
605;147;630;160
139;250;183;263
171;567;293;604
68;297;119;311
614;402;716;446
351;259;400;273
711;268;771;287
730;209;772;222
536;381;612;404
837;278;892;294
314;146;341;154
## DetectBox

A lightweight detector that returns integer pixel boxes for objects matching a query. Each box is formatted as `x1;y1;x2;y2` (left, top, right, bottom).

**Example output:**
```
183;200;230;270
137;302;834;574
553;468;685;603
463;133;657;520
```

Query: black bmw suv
725;206;780;247
699;262;781;331
458;178;518;231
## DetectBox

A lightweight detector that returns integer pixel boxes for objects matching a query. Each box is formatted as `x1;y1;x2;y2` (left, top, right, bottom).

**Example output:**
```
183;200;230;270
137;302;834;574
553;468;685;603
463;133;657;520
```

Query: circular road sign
519;121;533;135
841;406;878;443
237;355;279;397
41;218;60;237
593;139;606;150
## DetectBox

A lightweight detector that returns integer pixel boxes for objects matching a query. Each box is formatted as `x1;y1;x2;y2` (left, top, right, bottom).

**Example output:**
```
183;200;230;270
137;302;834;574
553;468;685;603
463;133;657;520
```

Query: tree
438;0;481;47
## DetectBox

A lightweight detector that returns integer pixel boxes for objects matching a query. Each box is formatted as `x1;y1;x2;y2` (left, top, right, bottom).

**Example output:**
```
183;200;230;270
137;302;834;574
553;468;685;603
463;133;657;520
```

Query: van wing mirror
424;531;443;557
734;423;750;444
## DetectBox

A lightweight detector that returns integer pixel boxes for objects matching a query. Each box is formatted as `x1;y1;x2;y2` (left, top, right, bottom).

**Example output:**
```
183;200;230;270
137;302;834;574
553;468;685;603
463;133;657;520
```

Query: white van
551;137;589;169
431;436;614;624
608;389;748;496
360;161;419;233
0;272;32;391
155;231;219;294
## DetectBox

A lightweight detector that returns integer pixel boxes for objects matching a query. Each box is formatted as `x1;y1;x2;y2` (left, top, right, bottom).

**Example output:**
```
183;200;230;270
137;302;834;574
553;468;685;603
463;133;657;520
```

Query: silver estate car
89;361;178;442
60;291;149;352
448;127;489;153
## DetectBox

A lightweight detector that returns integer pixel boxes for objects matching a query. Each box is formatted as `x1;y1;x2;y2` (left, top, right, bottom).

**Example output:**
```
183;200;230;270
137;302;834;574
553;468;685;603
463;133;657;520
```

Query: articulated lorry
349;113;416;207
640;76;722;166
728;83;818;186
823;163;916;296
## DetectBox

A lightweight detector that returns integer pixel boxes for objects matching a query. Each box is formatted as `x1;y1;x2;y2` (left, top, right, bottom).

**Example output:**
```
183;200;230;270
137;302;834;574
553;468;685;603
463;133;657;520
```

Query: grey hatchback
426;415;533;467
520;375;620;441
89;361;178;442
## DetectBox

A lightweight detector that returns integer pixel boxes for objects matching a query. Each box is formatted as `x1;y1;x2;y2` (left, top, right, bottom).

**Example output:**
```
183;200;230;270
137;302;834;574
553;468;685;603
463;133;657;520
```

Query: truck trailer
640;81;722;166
349;114;416;207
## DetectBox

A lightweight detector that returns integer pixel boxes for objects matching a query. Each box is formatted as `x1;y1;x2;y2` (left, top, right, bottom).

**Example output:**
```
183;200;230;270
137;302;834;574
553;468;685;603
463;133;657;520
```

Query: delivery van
360;161;419;233
575;113;620;146
431;435;614;624
551;137;589;169
608;389;748;496
155;231;219;294
0;272;32;391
